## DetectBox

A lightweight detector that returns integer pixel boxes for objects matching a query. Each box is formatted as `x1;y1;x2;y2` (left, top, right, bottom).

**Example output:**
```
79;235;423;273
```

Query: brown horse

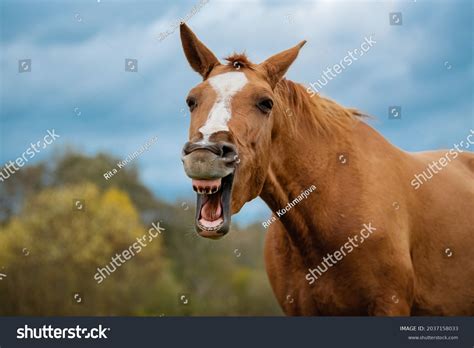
179;23;474;316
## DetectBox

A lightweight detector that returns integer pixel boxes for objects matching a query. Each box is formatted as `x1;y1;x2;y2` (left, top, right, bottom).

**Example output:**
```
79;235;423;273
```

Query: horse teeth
194;184;221;195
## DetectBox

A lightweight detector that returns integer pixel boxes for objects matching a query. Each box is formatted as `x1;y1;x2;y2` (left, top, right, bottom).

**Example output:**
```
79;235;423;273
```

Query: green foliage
0;151;282;316
0;184;181;315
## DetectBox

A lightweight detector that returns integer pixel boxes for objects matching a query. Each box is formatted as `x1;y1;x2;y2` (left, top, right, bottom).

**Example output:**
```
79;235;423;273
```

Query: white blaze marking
199;72;248;141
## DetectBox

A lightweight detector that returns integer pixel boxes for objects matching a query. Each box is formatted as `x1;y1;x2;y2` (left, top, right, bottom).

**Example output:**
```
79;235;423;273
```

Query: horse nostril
218;143;239;166
221;144;236;157
182;141;225;157
182;141;194;156
181;141;239;167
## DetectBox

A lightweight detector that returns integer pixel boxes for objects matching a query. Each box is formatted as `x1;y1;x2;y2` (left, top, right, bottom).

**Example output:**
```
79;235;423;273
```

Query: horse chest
284;260;363;315
265;224;366;315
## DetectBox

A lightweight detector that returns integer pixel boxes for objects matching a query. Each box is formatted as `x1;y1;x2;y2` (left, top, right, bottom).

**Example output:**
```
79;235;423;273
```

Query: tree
0;151;282;315
0;184;182;315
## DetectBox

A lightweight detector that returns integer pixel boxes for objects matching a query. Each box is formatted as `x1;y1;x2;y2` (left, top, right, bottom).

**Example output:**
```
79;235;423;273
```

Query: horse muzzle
181;141;239;239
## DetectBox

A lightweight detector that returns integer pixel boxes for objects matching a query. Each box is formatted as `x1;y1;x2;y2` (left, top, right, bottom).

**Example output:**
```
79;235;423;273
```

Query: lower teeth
199;222;222;231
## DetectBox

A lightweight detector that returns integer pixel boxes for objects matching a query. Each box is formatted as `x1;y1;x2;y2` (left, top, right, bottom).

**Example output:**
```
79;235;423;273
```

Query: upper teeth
193;185;220;194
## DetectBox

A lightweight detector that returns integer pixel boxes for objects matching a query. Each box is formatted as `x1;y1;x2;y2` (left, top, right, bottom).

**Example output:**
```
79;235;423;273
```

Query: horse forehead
208;71;248;97
196;71;248;141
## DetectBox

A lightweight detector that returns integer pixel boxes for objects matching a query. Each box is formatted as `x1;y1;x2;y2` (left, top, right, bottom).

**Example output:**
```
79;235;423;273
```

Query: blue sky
1;0;473;224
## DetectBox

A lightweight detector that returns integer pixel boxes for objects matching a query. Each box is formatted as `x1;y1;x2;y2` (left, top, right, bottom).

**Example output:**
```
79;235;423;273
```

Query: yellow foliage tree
0;184;181;315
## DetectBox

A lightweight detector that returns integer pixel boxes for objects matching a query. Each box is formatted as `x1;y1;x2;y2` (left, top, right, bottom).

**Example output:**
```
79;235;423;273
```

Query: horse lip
182;151;237;180
197;229;225;239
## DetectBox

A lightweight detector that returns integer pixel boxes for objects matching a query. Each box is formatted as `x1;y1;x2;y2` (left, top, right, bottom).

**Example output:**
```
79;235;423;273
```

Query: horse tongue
201;197;222;221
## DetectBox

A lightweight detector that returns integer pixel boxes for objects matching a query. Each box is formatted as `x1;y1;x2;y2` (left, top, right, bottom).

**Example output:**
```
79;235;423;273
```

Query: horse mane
224;53;255;70
225;53;366;133
274;79;366;135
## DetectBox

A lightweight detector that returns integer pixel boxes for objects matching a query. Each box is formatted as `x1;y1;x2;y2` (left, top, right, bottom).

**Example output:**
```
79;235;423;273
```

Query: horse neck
260;85;365;258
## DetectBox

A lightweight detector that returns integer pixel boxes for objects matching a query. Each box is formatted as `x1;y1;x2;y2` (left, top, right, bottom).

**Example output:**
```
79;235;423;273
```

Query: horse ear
180;23;220;79
259;40;306;88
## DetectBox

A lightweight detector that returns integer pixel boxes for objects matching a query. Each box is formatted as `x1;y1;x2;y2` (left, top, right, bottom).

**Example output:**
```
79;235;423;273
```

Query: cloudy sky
1;0;472;224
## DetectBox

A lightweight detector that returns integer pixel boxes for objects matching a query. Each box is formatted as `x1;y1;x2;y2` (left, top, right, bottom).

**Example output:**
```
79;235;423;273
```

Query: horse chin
194;174;234;239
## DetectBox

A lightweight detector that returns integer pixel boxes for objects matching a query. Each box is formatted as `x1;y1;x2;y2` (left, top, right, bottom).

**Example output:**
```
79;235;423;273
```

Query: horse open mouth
193;174;233;239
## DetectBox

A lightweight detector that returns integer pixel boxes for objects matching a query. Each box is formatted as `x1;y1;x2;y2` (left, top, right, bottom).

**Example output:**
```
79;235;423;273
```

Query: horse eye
186;97;197;111
257;98;273;114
